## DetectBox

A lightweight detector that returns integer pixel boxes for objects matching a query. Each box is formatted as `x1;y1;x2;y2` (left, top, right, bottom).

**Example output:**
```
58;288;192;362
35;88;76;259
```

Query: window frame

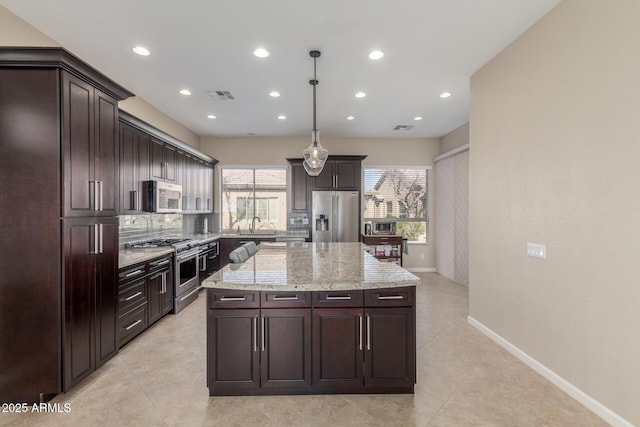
362;165;431;245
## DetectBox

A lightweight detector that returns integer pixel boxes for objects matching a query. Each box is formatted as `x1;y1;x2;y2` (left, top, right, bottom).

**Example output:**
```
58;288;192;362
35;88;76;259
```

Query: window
363;167;430;243
220;168;287;231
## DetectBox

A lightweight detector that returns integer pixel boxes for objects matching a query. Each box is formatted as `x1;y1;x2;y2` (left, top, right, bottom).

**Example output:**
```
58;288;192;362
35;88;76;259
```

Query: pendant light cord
310;50;320;147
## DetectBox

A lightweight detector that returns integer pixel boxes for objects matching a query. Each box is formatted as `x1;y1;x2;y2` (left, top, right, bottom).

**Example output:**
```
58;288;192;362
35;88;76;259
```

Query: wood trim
0;47;134;101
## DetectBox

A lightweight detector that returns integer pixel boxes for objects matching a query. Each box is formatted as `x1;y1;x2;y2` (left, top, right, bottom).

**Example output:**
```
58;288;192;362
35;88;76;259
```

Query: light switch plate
526;242;547;259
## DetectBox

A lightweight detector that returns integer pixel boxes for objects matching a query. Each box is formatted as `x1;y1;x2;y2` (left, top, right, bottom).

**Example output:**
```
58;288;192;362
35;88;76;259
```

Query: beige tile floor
2;273;608;426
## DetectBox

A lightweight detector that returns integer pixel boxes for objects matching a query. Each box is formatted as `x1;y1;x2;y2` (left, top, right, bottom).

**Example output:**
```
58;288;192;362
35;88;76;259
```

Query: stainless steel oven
173;241;201;313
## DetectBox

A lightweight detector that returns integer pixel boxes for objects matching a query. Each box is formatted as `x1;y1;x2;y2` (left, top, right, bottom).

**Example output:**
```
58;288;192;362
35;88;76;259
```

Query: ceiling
2;0;559;139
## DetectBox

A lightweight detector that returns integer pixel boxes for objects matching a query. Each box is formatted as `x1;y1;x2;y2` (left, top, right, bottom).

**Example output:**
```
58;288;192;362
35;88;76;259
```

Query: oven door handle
177;251;199;262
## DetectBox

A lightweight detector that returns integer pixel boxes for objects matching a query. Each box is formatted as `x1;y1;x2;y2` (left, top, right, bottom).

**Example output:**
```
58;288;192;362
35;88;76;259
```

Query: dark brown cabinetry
207;286;415;395
63;71;120;217
118;254;174;347
288;159;310;212
311;156;364;191
119;122;150;213
0;48;133;403
207;290;312;395
151;138;177;182
118;112;217;214
63;216;119;391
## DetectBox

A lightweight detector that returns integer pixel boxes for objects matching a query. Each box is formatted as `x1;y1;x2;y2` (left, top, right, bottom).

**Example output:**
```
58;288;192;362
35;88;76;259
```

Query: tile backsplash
119;213;219;247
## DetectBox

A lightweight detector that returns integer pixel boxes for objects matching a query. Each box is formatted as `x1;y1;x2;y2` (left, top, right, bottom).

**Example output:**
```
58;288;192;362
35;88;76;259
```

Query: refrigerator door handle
335;194;340;242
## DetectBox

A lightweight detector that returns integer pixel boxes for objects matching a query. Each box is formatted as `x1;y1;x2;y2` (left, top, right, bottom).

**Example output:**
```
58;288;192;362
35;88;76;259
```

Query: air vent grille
393;125;414;131
207;90;235;100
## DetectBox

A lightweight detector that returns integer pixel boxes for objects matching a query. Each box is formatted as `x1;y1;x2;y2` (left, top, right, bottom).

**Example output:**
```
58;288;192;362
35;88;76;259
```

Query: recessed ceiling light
269;91;281;98
179;89;192;96
132;46;150;56
207;114;216;119
440;92;452;98
414;116;423;121
346;116;355;121
254;48;270;58
368;50;384;60
277;115;286;120
355;92;366;98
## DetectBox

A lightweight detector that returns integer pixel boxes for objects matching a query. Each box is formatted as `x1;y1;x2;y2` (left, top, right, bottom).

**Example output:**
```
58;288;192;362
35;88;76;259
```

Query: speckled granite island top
202;242;420;291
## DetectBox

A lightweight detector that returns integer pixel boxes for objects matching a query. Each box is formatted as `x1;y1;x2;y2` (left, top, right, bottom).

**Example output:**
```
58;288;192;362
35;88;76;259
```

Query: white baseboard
467;316;633;427
406;267;436;273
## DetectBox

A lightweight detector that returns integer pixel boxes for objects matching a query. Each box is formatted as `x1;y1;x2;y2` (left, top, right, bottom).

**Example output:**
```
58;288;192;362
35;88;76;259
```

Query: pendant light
303;50;328;176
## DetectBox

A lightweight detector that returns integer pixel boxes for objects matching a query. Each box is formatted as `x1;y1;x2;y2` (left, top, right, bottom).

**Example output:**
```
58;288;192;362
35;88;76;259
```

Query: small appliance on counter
364;223;372;235
371;220;397;235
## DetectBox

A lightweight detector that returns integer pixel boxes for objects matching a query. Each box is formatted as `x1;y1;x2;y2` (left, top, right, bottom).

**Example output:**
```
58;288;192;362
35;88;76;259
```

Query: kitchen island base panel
206;286;416;396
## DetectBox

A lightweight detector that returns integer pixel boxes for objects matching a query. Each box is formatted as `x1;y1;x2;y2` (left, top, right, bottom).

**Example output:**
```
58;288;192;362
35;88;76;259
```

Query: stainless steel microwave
142;181;182;213
372;221;396;235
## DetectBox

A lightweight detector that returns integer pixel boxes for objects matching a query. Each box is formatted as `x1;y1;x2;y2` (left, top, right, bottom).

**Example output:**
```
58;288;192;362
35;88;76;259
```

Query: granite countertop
218;230;308;239
202;242;420;292
119;247;175;269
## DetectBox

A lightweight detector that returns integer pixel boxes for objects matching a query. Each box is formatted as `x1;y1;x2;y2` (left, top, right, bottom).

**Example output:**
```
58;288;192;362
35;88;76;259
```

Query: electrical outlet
420;253;425;260
526;242;546;259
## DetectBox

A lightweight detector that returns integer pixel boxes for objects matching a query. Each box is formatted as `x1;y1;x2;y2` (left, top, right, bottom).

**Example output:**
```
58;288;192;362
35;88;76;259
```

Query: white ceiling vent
393;125;414;131
207;90;235;100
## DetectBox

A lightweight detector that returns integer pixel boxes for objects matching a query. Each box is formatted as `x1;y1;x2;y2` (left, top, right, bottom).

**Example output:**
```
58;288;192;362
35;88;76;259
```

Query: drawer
119;263;147;283
364;286;415;307
207;289;260;309
363;236;402;245
261;291;311;308
118;303;148;347
312;290;363;307
148;256;172;273
119;278;147;314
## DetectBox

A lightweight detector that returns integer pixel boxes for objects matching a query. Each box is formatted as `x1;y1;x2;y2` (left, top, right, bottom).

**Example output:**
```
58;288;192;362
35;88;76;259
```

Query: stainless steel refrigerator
312;191;360;242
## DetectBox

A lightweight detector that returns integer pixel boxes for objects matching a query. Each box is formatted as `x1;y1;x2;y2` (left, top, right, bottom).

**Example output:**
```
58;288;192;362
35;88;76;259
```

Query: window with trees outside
363;167;429;243
220;168;287;232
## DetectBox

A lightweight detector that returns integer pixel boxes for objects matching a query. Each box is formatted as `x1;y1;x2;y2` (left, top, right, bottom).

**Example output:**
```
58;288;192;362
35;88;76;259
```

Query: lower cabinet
207;291;312;395
118;254;174;347
63;217;119;391
207;286;415;395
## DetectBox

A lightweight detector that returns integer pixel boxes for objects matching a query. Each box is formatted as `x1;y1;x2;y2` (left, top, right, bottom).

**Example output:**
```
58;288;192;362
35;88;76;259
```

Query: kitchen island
202;242;419;396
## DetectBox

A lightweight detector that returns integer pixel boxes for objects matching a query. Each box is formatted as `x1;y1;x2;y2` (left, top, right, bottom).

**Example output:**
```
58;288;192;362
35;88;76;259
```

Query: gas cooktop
125;238;195;249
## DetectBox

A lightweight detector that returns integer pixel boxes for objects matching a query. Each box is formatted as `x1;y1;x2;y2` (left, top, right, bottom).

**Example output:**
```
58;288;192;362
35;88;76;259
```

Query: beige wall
469;0;639;425
1;4;200;150
439;122;469;154
202;136;439;270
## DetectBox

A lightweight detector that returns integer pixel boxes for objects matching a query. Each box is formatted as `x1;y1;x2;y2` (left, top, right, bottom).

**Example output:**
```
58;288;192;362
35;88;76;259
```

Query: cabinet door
312;308;364;392
164;144;177;182
63;218;97;390
205;162;214;212
119;123;137;213
363;307;415;389
95;217;119;366
261;309;311;390
62;72;95;217
150;138;165;180
334;160;359;190
290;161;309;211
207;309;260;394
313;161;335;189
136;131;150;198
147;269;165;325
94;90;119;215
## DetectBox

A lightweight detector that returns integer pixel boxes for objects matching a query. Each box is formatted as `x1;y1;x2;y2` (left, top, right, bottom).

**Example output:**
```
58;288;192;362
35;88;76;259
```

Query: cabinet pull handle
93;223;98;254
326;295;352;300
378;295;404;300
99;224;103;254
253;317;258;352
92;180;98;211
366;315;371;351
98;181;103;211
261;316;266;352
125;319;142;331
220;296;247;301
359;315;363;351
125;269;144;277
125;291;142;301
162;272;167;294
272;296;298;301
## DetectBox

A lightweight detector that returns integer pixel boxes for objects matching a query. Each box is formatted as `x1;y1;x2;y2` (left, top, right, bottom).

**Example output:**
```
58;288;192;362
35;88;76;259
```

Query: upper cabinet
118;111;217;215
62;71;120;217
151;138;177;182
287;159;310;212
311;156;365;191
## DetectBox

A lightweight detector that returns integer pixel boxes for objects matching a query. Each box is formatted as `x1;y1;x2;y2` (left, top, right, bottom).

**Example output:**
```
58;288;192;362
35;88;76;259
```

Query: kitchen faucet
250;216;261;233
